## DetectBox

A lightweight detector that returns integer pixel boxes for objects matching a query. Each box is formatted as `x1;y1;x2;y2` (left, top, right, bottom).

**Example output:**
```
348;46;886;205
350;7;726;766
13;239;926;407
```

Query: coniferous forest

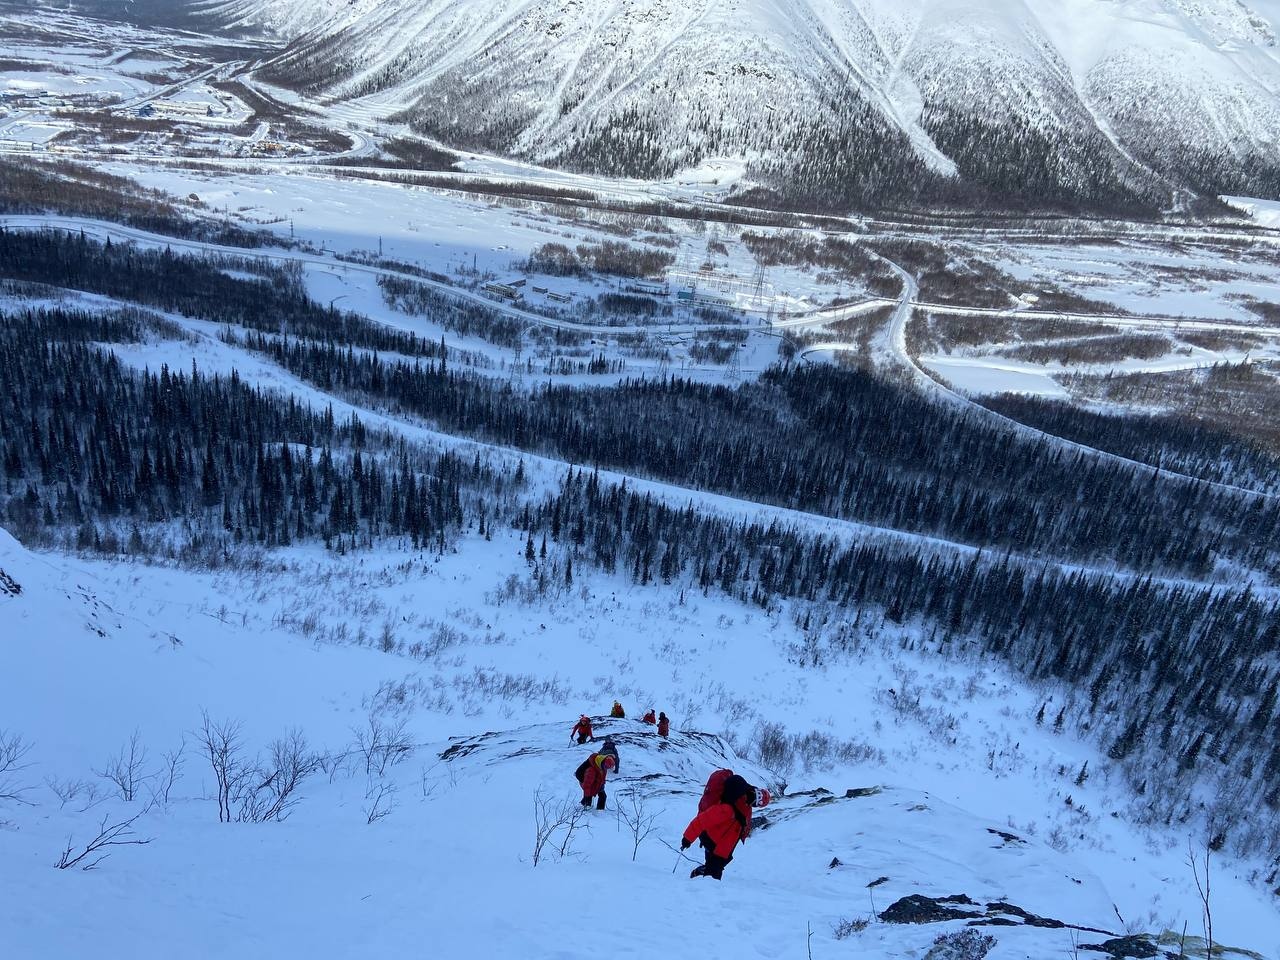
2;230;1279;867
0;308;489;561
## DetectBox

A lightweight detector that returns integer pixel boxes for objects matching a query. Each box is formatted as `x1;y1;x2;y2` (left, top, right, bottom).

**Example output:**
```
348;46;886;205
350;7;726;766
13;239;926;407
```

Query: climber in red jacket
575;751;616;810
570;714;593;745
683;772;770;879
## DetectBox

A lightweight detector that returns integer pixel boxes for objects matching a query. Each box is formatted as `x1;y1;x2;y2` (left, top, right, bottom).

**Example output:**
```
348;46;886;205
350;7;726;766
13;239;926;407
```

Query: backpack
574;758;591;784
698;769;734;813
598;739;620;771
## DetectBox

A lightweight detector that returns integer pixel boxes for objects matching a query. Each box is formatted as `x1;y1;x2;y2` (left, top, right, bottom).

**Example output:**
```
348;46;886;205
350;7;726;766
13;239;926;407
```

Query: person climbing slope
642;708;656;724
570;714;593;745
597;737;620;773
682;771;770;880
610;700;625;718
574;750;616;810
657;712;670;738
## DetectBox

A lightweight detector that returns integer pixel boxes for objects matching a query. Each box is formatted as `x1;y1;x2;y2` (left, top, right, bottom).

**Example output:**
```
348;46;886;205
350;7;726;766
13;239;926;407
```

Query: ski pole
661;837;694;873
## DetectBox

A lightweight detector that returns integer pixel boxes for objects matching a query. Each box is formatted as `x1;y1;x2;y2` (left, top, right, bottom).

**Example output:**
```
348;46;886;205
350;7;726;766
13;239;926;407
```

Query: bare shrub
614;789;659;861
54;809;153;871
832;917;869;939
197;714;317;823
749;721;884;775
151;741;185;808
924;929;997;960
755;721;792;771
96;729;151;802
364;780;395;824
0;730;35;806
354;715;413;776
45;776;100;811
1188;836;1214;960
198;713;242;823
532;789;588;866
234;730;318;823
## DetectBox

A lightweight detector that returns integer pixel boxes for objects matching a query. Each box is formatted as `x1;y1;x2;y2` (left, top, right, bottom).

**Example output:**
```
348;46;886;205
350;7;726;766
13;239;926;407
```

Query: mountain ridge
176;0;1280;213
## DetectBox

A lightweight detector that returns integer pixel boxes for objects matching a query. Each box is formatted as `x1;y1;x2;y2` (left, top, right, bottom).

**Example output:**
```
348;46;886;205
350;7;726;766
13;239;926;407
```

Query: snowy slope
3;524;1278;957
186;0;1280;208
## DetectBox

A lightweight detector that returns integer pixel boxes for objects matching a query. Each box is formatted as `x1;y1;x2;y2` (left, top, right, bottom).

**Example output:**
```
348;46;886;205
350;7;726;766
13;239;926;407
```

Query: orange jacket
642;710;656;724
683;798;752;859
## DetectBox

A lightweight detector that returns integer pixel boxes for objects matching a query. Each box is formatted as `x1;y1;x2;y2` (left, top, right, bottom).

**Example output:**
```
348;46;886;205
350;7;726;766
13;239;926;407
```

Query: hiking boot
690;865;707;879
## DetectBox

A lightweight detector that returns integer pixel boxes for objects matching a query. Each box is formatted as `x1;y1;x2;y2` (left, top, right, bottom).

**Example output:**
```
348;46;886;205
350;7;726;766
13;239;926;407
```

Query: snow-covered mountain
188;0;1280;212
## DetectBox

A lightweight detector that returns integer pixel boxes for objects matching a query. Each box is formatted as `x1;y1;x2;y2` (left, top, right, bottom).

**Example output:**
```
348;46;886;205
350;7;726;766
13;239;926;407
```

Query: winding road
0;214;797;339
798;259;1280;501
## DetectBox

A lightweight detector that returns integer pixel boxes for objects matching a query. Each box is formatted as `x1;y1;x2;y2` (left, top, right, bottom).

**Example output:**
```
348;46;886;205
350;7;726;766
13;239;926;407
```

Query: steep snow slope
2;526;1278;957
191;0;1280;210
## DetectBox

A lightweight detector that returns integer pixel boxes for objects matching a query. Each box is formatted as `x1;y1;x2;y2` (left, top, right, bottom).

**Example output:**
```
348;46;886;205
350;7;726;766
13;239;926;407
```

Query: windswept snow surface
2;524;1278;957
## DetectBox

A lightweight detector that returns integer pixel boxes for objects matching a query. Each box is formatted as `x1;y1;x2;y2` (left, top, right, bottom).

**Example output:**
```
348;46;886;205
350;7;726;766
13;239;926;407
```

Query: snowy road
796;259;1279;501
0;214;776;339
109;61;234;113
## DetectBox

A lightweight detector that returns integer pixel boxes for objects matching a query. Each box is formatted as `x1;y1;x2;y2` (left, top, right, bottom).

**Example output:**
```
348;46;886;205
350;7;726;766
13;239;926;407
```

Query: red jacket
683;798;752;858
657;716;670;737
580;753;612;797
642;710;656;724
571;717;593;740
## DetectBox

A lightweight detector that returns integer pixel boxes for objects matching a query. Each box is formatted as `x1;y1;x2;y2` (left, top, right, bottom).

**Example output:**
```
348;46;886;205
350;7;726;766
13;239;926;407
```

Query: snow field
2;523;1277;956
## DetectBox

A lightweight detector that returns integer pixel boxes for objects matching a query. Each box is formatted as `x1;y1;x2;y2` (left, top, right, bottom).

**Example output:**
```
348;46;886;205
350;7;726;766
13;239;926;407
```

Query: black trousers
698;835;730;879
581;789;606;810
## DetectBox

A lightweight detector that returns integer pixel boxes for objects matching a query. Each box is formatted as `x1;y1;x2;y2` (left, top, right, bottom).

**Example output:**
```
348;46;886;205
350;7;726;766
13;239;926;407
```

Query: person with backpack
657;712;670;738
681;770;771;880
610;700;625;718
570;714;593;745
597;737;620;773
641;708;656;724
574;751;616;810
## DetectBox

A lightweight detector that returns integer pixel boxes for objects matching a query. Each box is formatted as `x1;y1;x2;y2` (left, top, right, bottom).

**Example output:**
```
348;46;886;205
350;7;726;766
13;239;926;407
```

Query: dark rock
880;894;982;924
828;857;842;869
867;876;890;887
986;828;1024;845
969;917;1020;927
439;740;484;761
1079;935;1159;958
845;787;881;799
986;901;1065;928
0;569;20;597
